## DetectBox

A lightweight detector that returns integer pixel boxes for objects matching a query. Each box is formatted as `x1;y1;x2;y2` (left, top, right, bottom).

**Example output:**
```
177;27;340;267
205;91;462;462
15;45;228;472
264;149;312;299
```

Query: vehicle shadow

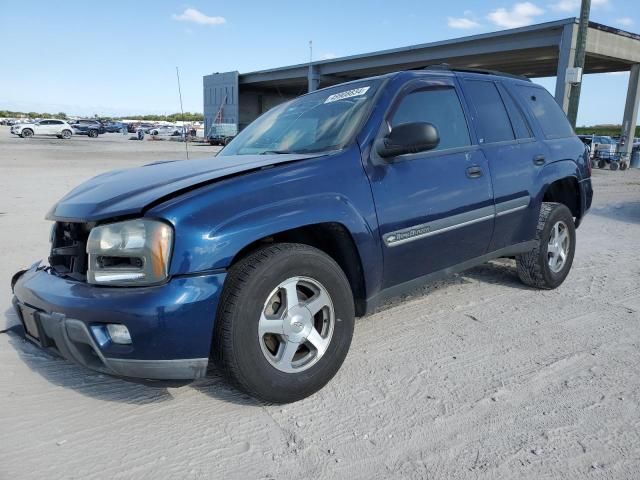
3;259;529;406
3;309;256;407
373;258;532;314
589;201;640;225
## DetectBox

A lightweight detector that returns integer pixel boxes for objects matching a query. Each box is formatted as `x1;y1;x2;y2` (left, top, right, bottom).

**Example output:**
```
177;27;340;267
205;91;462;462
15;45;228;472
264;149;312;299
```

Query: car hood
47;153;319;222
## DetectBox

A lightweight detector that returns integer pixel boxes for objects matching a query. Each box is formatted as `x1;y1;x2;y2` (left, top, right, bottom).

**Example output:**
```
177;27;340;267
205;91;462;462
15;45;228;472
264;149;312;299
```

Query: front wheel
21;129;33;138
88;129;98;138
214;243;355;403
516;202;576;289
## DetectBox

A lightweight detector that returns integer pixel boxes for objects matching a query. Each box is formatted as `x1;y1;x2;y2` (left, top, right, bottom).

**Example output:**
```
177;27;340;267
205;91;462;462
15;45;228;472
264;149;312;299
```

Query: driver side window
391;87;471;151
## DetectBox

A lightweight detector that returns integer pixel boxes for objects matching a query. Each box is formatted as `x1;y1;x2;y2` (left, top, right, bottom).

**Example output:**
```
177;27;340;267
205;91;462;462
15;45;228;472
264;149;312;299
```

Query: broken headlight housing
86;219;173;286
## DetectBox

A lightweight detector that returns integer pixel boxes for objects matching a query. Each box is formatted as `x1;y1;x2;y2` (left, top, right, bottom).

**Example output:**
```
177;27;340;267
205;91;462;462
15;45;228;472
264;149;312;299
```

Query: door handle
533;154;546;166
466;165;483;178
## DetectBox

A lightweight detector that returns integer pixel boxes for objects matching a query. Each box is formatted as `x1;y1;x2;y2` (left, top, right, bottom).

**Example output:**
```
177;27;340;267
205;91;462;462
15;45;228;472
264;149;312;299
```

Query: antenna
175;66;189;160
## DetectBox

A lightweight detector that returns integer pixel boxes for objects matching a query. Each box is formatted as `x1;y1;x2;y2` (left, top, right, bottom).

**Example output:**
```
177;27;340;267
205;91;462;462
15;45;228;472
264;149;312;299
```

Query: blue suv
12;68;593;403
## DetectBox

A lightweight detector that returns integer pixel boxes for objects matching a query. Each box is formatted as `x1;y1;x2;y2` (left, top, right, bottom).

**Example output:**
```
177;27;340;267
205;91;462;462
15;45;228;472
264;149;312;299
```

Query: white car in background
10;119;73;139
149;125;181;136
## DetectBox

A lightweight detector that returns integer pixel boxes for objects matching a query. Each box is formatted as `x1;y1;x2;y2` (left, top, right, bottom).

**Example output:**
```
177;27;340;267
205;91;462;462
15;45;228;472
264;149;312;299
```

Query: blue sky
1;0;637;126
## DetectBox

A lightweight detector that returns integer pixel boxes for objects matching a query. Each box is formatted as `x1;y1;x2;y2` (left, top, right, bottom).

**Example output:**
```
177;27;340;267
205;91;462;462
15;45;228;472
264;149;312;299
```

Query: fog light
106;324;132;344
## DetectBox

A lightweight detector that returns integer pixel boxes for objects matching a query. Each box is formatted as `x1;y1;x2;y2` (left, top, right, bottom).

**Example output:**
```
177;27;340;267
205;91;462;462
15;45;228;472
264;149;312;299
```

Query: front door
34;120;50;135
367;78;495;289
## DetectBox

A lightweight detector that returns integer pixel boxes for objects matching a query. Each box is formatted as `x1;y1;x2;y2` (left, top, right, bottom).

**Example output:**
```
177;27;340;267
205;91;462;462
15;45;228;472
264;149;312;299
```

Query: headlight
86;219;173;286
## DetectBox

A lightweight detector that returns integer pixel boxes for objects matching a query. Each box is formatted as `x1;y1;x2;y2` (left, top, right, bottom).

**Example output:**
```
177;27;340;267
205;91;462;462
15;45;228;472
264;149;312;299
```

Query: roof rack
423;63;532;82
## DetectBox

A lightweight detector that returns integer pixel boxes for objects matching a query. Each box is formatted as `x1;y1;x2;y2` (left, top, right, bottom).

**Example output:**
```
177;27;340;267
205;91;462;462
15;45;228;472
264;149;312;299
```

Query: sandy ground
1;127;639;479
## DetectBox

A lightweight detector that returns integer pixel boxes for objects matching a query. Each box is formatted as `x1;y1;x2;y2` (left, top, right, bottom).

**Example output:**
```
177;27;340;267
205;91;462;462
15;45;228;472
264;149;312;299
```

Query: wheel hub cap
283;306;313;342
547;220;570;273
258;276;335;373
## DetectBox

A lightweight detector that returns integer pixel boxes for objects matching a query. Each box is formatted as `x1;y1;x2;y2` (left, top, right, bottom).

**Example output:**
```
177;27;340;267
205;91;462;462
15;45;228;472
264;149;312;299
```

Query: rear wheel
214;243;355;403
88;129;98;138
21;129;33;138
516;202;576;289
610;161;619;171
597;159;606;169
61;129;72;139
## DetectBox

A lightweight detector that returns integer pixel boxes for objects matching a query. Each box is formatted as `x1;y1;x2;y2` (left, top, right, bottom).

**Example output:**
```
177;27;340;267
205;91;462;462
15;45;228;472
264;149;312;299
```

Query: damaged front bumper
11;264;226;380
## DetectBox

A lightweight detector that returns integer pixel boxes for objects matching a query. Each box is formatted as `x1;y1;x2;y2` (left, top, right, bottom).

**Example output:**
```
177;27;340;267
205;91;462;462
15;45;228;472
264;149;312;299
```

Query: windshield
221;79;382;156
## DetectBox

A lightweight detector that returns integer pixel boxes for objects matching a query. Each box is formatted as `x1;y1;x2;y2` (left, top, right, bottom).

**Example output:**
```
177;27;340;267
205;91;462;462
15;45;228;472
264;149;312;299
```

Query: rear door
49;120;64;135
460;78;540;250
367;77;495;289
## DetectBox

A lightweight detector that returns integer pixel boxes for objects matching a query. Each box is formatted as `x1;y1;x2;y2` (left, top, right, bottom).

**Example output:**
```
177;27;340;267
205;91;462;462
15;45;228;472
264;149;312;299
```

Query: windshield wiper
260;150;293;155
259;147;340;155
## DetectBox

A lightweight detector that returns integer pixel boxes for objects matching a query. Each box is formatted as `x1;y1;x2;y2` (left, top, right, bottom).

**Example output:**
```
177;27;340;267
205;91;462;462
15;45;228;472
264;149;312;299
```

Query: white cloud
550;0;609;12
448;10;481;29
616;17;634;27
487;2;545;28
172;8;226;26
448;17;481;29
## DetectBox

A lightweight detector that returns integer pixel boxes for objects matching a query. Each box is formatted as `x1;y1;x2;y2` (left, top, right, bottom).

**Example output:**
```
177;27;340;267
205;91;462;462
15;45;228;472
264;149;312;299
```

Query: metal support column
567;0;591;127
555;23;578;113
308;64;320;92
620;64;640;165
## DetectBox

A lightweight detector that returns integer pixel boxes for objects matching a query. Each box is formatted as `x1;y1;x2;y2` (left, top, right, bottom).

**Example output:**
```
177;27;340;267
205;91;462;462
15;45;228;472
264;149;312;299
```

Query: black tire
21;129;33;138
620;161;628;171
88;129;98;138
516;202;576;289
597;159;606;169
61;129;72;139
214;243;355;403
610;161;619;171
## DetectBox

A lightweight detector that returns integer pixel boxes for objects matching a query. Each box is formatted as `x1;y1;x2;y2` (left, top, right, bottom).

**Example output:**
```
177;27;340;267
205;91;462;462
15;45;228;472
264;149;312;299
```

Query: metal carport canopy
237;18;640;91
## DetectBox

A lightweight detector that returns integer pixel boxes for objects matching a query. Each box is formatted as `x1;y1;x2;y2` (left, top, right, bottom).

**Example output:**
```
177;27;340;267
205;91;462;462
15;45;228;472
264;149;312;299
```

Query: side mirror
376;122;440;159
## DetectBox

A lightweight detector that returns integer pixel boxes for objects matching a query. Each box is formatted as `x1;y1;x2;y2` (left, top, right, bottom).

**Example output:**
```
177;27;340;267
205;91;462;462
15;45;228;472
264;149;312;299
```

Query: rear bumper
12;265;226;380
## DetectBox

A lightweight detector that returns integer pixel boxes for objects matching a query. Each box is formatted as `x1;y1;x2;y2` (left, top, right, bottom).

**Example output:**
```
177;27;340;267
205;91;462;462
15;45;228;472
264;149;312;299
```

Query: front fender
148;149;383;296
206;192;375;268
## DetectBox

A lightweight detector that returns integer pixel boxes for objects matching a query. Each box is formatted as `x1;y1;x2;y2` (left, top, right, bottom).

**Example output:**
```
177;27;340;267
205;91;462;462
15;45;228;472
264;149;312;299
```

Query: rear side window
499;87;532;139
463;80;514;144
390;86;471;151
516;85;574;139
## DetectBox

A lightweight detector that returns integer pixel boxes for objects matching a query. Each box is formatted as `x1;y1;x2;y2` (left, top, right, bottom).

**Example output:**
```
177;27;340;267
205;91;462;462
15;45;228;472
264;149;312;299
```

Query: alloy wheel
258;276;334;373
547;220;570;273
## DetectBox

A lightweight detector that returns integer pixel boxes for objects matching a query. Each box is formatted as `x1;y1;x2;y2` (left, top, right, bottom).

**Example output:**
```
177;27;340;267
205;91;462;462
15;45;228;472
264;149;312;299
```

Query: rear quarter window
516;85;574;139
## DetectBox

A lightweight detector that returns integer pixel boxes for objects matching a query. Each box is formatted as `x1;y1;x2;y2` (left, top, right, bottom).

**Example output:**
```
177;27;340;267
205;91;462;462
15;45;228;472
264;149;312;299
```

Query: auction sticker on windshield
324;86;370;103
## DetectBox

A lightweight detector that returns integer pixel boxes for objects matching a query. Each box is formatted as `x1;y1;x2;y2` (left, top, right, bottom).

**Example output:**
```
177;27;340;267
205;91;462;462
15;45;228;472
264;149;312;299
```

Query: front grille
49;222;91;280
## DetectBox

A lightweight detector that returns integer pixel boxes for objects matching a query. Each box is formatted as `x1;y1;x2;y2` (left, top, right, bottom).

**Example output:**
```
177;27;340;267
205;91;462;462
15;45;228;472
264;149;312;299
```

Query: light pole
567;0;591;128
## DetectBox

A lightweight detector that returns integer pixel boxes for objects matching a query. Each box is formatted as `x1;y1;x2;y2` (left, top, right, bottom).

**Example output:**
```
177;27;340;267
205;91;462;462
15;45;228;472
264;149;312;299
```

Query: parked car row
6;118;198;140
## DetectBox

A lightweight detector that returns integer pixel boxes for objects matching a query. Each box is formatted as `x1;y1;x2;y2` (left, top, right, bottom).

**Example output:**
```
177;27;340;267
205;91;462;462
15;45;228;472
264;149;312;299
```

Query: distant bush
575;126;640;137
